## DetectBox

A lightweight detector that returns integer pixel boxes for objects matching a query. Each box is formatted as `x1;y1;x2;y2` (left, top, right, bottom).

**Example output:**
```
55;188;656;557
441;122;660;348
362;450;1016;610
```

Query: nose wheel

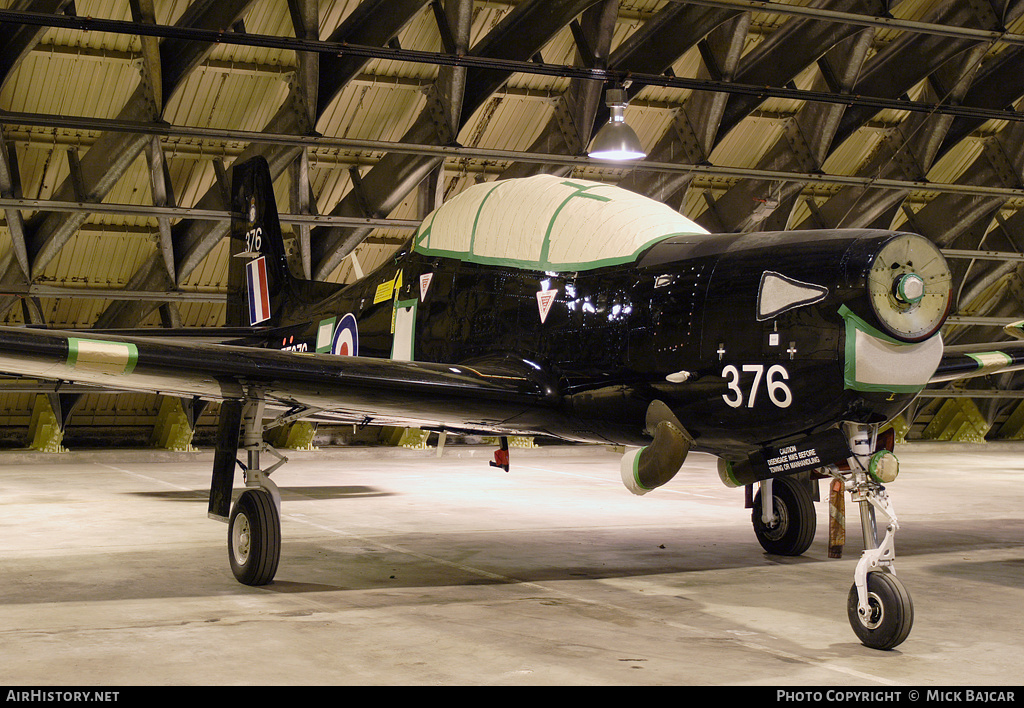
847;570;914;650
838;422;914;650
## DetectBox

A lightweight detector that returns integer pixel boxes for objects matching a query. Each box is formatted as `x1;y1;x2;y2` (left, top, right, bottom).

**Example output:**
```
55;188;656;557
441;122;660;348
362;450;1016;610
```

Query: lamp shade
587;88;646;160
588;120;646;160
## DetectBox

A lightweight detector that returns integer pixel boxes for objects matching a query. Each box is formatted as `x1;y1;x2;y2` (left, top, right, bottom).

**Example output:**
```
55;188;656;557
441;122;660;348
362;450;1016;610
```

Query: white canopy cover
413;175;709;272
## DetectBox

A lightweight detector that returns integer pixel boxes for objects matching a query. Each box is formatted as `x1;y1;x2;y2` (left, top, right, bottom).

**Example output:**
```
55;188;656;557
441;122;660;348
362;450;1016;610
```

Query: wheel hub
761;498;789;541
859;591;885;630
232;513;251;566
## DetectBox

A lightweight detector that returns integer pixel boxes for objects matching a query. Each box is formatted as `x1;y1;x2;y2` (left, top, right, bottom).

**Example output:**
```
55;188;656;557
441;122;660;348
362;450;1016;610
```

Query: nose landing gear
837;423;914;650
748;422;915;649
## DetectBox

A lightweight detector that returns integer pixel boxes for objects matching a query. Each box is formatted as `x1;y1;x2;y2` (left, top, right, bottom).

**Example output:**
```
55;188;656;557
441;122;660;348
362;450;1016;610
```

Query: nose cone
867;233;952;342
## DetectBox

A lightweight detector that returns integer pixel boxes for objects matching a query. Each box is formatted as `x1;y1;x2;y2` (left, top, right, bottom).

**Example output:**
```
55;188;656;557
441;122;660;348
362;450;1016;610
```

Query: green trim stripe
839;305;929;393
538;182;611;265
720;460;740;487
415;231;693;272
391;298;419;362
631;447;649;492
967;351;1013;373
315;316;337;353
469;181;505;256
67;338;138;376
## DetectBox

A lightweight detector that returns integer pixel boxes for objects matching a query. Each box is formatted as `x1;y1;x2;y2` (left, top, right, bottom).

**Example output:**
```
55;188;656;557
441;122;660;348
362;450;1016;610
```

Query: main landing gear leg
226;397;287;586
838;423;913;650
751;475;816;556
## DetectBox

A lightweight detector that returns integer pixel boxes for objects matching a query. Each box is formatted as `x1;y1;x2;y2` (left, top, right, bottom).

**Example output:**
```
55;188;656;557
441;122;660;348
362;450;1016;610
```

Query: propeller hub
894;273;925;305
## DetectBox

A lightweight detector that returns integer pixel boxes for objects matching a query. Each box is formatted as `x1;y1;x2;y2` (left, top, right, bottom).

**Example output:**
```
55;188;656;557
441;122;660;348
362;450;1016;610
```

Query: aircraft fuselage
267;227;945;462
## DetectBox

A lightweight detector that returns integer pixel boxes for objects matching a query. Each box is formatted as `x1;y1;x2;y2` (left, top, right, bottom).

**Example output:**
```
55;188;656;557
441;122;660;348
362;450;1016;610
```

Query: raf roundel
331;313;359;357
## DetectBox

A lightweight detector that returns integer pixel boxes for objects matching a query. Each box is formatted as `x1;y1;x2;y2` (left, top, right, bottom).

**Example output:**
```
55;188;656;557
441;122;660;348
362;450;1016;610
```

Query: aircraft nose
866;233;952;342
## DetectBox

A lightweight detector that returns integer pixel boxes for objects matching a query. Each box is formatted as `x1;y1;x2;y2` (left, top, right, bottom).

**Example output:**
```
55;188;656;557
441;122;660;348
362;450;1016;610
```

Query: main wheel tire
847;571;914;650
228;488;281;586
752;476;816;556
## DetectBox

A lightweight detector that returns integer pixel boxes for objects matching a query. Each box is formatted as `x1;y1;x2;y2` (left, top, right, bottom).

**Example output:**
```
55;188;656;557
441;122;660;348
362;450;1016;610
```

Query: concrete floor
0;442;1021;686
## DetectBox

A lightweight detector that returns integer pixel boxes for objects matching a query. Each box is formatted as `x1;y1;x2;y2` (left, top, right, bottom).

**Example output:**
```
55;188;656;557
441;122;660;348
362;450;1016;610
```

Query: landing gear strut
212;395;289;586
835;423;913;650
751;475;816;556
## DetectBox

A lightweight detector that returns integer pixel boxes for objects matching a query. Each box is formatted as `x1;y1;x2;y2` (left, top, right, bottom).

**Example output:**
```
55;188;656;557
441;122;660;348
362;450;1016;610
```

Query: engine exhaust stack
621;402;693;495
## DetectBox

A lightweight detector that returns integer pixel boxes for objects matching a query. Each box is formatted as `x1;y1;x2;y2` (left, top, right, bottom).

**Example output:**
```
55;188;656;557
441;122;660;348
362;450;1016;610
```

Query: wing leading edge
0;325;560;435
931;321;1024;384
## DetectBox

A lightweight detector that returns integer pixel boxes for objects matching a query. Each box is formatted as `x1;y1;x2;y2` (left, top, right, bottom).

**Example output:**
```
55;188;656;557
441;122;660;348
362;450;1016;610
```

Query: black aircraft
1;156;1022;650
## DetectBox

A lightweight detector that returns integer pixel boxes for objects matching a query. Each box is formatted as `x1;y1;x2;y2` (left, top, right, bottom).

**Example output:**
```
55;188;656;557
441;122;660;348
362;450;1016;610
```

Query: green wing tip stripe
67;338;139;376
967;351;1013;372
1003;320;1024;340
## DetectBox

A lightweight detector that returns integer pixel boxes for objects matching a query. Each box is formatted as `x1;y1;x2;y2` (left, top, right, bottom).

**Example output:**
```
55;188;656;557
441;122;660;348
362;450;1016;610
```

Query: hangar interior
4;1;1024;686
2;0;1024;450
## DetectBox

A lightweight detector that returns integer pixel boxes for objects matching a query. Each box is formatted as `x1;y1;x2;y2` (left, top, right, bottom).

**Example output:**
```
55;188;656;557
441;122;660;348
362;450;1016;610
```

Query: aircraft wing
931;347;1024;383
0;325;560;434
931;321;1024;384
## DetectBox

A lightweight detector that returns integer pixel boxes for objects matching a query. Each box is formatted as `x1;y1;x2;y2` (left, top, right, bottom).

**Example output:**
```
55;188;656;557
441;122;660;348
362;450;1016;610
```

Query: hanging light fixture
587;87;646;161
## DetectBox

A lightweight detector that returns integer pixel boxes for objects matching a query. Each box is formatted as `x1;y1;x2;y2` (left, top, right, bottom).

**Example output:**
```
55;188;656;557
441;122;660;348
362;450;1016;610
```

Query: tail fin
227;156;293;327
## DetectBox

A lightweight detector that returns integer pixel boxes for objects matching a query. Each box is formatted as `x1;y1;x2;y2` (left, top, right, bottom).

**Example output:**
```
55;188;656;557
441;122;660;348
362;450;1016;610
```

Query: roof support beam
92;0;434;329
794;38;996;230
8;8;1024;125
309;0;606;281
144;135;178;283
285;0;320;281
287;0;319;132
0;0;260;322
290;149;315;280
128;0;163;112
625;0;885;210
498;0;621;180
0;126;30;279
829;0;1024;149
696;27;876;233
0;0;72;91
620;11;750;208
